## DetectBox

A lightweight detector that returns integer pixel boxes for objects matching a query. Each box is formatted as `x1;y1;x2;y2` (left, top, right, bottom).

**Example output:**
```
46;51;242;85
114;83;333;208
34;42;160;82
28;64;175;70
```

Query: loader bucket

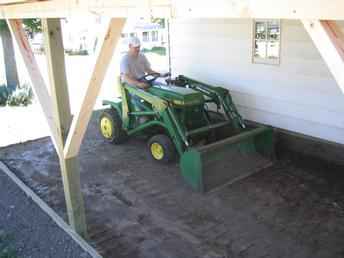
180;126;274;192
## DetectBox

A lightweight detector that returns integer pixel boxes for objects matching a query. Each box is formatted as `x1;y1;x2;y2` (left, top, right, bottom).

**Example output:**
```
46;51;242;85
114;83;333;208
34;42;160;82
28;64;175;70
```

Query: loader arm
176;75;246;130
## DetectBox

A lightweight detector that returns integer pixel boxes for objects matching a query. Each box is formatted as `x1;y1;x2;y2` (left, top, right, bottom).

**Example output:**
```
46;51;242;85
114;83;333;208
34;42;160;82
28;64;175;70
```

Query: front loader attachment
180;126;274;192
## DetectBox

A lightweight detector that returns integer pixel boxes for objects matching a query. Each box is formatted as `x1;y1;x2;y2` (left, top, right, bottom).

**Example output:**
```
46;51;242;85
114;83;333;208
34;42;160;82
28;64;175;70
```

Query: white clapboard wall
170;19;344;144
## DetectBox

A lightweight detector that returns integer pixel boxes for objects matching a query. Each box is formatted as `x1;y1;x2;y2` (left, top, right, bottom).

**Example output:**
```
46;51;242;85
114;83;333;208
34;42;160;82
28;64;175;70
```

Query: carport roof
0;0;343;20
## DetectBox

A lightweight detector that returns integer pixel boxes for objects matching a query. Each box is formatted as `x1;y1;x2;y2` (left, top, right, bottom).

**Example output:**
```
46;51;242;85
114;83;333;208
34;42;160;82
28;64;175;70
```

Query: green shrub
7;84;34;106
0;232;17;258
142;46;166;56
65;49;89;56
151;46;166;55
0;85;9;106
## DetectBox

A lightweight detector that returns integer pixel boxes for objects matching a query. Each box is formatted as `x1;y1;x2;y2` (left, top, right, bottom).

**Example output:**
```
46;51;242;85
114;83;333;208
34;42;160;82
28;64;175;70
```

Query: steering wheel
138;73;161;84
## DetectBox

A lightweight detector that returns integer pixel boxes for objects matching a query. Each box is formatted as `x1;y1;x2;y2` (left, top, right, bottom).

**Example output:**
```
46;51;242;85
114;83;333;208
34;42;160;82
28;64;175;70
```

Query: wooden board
0;0;49;6
0;0;343;19
7;19;63;155
0;0;170;18
43;18;72;142
302;20;344;94
43;18;87;237
64;18;126;159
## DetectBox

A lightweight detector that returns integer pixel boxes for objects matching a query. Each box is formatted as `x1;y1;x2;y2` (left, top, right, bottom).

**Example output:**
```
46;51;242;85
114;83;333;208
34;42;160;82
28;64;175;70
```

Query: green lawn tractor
99;74;274;192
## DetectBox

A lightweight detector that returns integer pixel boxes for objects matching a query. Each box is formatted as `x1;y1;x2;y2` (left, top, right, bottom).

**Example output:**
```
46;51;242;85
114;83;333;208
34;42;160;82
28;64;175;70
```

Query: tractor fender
102;100;122;118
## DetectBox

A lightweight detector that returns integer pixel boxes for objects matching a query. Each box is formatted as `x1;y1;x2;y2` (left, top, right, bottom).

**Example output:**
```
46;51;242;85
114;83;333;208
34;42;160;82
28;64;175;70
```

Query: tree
151;18;165;28
0;21;19;92
0;19;41;92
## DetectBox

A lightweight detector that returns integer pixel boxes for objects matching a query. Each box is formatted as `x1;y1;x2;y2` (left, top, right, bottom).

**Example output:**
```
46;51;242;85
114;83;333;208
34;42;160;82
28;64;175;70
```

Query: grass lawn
142;46;167;56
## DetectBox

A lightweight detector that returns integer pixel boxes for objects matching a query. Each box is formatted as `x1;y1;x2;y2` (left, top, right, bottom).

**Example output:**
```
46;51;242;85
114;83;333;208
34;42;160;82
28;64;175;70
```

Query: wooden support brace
302;20;344;94
58;155;86;237
63;18;126;159
43;18;87;237
43;18;72;142
7;19;63;154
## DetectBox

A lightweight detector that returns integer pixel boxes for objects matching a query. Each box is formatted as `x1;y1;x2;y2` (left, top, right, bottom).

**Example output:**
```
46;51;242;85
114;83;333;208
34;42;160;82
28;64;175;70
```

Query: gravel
0;171;93;258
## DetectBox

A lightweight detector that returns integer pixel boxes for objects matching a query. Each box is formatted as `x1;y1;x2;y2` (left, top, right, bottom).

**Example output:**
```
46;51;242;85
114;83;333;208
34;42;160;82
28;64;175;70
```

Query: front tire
99;109;127;144
148;134;177;163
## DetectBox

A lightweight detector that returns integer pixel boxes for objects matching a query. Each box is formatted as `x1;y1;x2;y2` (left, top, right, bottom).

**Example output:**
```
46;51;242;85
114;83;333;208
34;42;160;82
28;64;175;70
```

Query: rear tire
99;108;127;144
148;134;177;163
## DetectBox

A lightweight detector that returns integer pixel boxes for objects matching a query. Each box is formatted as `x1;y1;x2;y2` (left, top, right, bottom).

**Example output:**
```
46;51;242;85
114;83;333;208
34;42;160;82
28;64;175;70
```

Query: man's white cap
128;36;141;47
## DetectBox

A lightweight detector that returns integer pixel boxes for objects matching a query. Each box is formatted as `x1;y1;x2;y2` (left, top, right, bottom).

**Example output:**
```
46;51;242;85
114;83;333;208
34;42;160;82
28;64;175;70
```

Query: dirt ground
0;169;92;258
1;111;344;258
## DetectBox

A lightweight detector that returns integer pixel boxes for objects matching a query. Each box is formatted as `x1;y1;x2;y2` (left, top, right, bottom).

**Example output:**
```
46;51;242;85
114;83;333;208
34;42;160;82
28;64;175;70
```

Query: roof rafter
0;0;343;19
172;0;344;20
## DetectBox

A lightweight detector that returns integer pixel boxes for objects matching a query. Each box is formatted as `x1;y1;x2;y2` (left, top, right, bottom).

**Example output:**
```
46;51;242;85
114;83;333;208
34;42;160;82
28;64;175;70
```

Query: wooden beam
58;156;87;237
0;0;49;6
7;19;63;154
0;0;170;19
64;18;126;159
302;20;344;94
0;0;344;19
43;18;87;237
43;18;72;141
173;0;344;19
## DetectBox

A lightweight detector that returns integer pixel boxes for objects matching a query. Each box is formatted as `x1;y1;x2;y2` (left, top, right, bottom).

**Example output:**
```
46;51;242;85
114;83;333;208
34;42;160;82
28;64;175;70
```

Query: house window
253;20;281;65
130;32;137;37
151;31;159;42
142;31;149;42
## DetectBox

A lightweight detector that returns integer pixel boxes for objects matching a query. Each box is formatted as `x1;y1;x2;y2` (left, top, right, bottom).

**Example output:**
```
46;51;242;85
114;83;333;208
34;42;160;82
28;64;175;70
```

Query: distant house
120;21;166;52
30;33;44;54
61;18;100;54
29;18;166;55
29;18;100;55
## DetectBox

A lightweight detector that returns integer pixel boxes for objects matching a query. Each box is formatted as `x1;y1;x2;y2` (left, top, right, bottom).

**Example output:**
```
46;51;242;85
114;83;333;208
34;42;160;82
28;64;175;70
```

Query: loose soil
1;111;344;258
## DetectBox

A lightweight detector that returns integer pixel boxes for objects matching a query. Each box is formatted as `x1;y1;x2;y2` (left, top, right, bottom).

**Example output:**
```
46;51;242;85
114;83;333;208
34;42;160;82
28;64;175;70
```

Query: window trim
151;31;159;42
142;31;150;42
252;19;282;66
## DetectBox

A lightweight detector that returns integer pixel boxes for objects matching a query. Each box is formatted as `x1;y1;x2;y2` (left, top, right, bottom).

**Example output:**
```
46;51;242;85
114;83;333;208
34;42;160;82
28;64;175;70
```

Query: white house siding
170;19;344;144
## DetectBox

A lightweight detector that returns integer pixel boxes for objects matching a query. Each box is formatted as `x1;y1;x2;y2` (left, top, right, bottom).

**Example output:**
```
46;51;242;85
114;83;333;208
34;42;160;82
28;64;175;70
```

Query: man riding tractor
120;36;169;91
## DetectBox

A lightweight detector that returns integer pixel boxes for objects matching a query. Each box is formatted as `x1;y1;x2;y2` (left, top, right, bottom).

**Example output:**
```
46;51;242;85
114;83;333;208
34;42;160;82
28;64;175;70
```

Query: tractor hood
148;85;204;106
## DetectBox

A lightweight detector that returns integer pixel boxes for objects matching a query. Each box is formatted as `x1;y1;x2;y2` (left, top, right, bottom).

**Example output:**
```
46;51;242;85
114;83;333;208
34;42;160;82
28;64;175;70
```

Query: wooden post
8;17;125;238
64;18;126;159
43;18;72;140
302;20;344;94
42;18;87;237
7;19;63;154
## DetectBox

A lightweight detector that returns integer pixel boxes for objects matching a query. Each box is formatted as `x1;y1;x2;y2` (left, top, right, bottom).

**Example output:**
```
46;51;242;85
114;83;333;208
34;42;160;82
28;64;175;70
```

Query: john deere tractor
99;74;274;192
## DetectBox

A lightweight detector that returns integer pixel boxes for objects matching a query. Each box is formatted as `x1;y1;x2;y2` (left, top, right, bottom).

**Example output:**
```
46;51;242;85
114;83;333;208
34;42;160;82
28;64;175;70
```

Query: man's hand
137;82;150;90
160;72;171;77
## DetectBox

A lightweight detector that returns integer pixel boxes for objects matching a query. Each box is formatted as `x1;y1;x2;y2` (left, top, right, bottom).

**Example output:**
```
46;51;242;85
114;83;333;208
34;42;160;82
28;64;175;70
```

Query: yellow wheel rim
100;117;113;139
151;143;164;160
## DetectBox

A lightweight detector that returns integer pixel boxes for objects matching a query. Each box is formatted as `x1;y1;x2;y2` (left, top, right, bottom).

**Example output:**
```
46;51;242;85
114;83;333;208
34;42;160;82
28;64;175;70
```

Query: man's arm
120;55;149;89
122;73;150;89
145;68;160;75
